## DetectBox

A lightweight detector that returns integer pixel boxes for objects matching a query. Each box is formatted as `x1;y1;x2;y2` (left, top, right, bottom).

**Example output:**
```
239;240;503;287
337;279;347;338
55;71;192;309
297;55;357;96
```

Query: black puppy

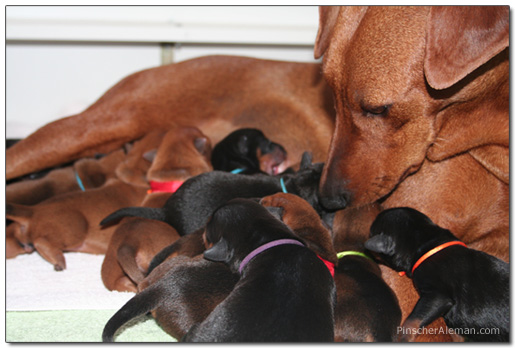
211;128;287;175
182;198;336;342
102;255;238;342
365;207;509;342
101;152;325;236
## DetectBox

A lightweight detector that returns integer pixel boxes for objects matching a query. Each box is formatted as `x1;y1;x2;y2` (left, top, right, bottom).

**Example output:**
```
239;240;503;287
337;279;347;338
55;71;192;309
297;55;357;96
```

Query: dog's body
211;128;288;175
6;148;125;205
182;198;335;342
102;255;238;341
330;205;402;342
101;126;213;291
6;56;335;180
6;178;147;270
314;6;509;341
101;152;325;236
365;207;509;342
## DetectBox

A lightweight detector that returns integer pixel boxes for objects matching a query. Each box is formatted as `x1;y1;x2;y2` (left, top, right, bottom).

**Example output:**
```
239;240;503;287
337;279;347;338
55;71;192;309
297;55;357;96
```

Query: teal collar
75;171;86;192
280;177;288;193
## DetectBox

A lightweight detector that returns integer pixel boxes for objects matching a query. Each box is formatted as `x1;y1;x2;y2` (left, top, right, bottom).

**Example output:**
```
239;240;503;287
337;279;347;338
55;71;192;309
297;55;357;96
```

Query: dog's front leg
33;237;66;271
398;292;453;342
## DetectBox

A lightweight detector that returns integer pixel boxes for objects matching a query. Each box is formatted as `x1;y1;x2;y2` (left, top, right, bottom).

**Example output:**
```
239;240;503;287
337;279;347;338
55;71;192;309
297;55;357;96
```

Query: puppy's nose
318;180;351;211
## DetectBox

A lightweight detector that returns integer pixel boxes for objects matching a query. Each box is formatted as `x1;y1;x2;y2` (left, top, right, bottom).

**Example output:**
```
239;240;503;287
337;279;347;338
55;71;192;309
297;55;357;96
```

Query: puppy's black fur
211;128;287;175
182;198;336;342
101;152;325;236
365;207;509;342
102;255;238;342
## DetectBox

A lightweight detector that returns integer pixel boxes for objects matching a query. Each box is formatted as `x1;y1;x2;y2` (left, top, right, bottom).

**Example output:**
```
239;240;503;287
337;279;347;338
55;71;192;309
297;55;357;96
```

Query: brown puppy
6;56;335;180
6;148;125;205
6;178;147;271
101;126;213;292
314;7;509;341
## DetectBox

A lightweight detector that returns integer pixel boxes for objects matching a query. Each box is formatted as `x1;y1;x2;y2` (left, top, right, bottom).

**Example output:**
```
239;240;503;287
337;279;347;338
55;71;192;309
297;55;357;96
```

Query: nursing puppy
211;128;287;175
6;149;124;206
331;206;401;342
182;198;336;342
101;152;325;236
6;178;147;271
365;207;509;342
263;194;401;341
102;255;238;342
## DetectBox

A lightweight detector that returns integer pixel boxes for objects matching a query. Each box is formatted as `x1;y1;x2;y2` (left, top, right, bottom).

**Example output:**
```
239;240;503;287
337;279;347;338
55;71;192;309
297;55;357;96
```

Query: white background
6;6;321;138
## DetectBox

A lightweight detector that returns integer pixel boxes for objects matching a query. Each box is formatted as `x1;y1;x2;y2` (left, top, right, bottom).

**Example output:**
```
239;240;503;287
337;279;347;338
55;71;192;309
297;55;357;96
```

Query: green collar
337;250;372;260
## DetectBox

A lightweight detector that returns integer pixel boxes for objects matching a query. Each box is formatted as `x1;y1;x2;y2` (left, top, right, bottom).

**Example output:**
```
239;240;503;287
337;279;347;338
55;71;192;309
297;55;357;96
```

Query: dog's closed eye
361;103;391;117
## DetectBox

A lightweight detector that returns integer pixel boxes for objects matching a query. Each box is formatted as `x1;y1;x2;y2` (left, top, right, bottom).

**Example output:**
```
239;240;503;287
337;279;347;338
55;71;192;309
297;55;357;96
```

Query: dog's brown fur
6;177;147;271
6;148;125;205
101;126;213;292
314;6;509;342
6;56;335;180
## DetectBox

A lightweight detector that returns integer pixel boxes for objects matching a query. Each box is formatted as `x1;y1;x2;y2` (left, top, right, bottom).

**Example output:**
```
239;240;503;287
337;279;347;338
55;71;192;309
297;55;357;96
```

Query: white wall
6;6;320;138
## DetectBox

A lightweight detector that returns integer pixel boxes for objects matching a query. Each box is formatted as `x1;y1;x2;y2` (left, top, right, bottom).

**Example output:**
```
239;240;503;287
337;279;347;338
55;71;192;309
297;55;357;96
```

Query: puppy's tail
102;284;164;342
100;207;166;226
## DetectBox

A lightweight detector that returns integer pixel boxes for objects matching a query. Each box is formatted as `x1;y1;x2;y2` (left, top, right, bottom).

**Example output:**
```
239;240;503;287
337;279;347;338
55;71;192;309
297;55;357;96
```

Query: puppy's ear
299;152;313;170
142;149;157;162
203;238;231;263
424;6;508;90
194;136;212;157
364;234;395;256
265;206;284;221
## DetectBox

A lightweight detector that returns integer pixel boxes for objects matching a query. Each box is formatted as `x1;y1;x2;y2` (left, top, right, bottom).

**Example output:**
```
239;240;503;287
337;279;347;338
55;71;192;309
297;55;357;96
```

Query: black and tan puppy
101;152;325;236
263;194;401;342
182;198;336;342
102;255;238;342
365;207;509;342
211;128;287;175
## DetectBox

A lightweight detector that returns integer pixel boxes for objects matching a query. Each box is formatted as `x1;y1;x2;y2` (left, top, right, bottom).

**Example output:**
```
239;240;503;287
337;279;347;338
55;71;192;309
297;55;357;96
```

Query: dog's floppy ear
424;6;509;90
203;238;232;263
314;6;341;59
364;234;396;256
265;206;284;221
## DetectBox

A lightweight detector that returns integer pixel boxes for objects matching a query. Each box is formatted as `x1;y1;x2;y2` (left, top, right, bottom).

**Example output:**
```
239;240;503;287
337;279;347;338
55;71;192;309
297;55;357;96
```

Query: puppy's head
211;128;287;175
315;6;509;210
285;152;325;214
203;198;298;273
364;207;454;274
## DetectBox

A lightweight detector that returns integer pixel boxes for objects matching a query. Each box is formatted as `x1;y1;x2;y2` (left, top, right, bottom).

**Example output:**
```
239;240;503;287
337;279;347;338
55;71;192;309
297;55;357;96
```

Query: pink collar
147;180;183;194
238;239;304;274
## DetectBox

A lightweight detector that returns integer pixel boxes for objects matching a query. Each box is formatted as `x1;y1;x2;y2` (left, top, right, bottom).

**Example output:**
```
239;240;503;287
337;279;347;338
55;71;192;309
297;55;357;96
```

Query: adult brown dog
314;6;509;342
6;56;335;180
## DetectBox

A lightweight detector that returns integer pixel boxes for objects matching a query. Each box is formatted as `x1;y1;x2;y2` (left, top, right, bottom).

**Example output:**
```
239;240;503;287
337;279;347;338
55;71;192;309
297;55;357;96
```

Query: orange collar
399;240;467;276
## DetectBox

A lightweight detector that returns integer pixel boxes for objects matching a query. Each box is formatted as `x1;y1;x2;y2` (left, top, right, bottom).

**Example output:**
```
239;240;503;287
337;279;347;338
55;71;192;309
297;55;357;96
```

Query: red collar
317;255;335;278
399;240;467;276
147;180;183;194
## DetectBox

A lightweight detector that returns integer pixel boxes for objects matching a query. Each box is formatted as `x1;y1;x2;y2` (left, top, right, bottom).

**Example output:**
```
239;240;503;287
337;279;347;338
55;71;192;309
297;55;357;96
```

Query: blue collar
280;177;288;193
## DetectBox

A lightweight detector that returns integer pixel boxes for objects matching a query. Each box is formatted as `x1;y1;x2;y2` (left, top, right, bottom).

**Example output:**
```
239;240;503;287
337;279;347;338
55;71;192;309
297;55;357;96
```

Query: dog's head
203;198;298;273
364;207;455;274
315;6;509;209
211;128;287;175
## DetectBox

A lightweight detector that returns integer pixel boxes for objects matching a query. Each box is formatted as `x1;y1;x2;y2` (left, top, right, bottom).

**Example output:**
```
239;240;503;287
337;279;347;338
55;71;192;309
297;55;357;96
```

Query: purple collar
238;238;304;274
